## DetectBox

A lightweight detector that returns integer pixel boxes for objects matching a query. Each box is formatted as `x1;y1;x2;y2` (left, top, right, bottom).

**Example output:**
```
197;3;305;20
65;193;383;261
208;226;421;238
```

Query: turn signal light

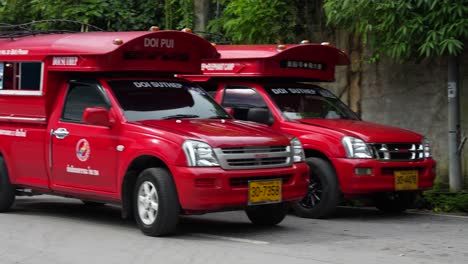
355;167;373;176
300;40;310;44
321;42;331;46
182;28;192;33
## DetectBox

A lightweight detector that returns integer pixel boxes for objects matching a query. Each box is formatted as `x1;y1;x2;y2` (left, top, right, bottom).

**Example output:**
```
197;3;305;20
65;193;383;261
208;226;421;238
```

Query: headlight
291;137;305;163
183;140;219;167
422;137;431;158
342;136;373;158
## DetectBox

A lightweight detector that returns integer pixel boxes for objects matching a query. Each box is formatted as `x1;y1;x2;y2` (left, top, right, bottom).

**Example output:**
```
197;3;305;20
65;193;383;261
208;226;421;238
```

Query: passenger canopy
200;44;349;81
0;30;220;74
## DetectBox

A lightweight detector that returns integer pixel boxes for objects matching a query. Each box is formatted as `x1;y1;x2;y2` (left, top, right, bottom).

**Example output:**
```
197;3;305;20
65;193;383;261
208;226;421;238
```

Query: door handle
52;128;69;139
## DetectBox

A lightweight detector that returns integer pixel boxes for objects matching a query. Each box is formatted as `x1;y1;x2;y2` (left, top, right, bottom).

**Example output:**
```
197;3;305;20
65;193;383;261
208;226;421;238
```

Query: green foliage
0;0;168;31
421;191;468;213
208;0;297;44
324;0;468;61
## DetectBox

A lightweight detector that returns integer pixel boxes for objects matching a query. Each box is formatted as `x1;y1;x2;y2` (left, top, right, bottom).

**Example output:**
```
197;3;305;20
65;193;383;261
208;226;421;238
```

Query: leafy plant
208;0;298;44
324;0;468;61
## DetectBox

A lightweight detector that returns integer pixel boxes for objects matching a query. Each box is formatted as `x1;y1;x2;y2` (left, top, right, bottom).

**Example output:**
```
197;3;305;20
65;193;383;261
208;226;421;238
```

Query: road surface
0;196;466;264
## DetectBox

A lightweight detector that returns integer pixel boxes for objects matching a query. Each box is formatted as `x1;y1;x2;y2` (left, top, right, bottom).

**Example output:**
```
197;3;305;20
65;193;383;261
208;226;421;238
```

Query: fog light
355;167;373;175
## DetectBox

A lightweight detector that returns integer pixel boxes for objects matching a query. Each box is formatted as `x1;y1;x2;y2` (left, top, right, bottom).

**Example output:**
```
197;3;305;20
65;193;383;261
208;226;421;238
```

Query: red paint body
182;43;436;196
0;31;309;214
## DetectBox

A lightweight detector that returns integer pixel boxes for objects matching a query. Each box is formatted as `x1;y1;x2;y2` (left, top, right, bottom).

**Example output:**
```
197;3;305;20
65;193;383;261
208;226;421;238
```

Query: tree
324;0;467;61
324;0;468;191
208;0;298;44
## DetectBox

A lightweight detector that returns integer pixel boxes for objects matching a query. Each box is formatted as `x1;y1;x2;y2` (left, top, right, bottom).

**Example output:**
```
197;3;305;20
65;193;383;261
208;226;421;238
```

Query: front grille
214;145;292;170
221;146;287;154
381;167;425;175
370;143;424;161
226;157;289;167
230;175;292;187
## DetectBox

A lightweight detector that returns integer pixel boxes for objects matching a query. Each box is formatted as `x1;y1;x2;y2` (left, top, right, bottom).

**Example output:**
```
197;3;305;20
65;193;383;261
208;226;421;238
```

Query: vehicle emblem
76;138;91;162
254;153;268;158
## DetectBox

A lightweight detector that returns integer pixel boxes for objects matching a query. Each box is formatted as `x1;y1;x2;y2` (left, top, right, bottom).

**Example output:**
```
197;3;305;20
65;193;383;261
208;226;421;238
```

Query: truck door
48;80;118;193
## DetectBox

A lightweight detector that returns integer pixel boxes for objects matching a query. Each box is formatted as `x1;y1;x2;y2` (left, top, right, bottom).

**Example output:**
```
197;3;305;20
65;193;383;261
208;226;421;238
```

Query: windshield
108;80;230;122
265;84;359;120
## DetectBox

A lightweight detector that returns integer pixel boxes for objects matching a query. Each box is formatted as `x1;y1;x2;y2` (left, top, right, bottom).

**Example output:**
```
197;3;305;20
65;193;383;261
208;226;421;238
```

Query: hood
297;119;423;143
136;119;292;148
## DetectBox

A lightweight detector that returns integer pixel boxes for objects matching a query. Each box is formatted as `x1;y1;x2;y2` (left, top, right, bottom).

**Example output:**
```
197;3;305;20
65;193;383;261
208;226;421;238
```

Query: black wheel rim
299;172;323;209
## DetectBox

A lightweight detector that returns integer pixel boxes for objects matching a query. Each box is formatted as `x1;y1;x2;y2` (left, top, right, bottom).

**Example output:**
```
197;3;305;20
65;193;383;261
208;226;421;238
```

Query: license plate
248;179;282;205
394;170;418;191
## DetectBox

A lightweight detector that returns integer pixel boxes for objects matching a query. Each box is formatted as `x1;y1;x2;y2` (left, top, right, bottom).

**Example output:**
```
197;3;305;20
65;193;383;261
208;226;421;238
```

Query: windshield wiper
161;114;200;120
208;115;232;119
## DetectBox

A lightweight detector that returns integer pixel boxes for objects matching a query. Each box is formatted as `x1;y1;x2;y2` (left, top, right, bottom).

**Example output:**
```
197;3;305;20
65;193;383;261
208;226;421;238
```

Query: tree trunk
348;33;363;116
194;0;210;32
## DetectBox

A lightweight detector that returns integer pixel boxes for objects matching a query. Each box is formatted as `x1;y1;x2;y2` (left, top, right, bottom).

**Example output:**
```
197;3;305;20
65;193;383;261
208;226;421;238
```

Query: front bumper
332;158;436;195
170;163;309;214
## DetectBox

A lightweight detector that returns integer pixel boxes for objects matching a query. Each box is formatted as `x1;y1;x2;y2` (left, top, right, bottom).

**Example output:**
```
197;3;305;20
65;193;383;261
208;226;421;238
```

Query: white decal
448;82;457;99
202;63;235;71
133;81;182;88
75;138;91;162
66;165;100;176
271;88;288;94
52;56;78;66
0;49;29;55
144;38;174;48
0;128;27;137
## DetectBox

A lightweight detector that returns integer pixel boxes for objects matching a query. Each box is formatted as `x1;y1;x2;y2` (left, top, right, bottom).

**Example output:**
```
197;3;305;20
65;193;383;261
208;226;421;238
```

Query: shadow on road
8;196;425;238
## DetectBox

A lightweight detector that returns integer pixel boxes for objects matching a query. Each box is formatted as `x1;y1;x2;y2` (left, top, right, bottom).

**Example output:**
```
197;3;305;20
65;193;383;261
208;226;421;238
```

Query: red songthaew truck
0;28;309;236
183;43;436;218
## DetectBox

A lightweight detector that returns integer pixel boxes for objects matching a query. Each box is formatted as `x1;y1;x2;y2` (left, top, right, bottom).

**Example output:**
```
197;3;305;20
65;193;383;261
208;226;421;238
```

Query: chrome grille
214;146;292;170
370;143;424;161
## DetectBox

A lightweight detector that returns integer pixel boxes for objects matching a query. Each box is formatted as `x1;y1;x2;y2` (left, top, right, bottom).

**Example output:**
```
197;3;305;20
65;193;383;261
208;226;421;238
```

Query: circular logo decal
76;138;91;162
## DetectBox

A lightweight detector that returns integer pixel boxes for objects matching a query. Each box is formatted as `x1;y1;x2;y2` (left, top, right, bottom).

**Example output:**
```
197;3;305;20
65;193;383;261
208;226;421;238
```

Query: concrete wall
329;49;467;188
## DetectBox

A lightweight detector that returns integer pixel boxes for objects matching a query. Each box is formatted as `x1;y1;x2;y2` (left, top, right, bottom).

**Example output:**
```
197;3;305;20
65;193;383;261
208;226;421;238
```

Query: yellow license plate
394;170;418;191
248;180;282;205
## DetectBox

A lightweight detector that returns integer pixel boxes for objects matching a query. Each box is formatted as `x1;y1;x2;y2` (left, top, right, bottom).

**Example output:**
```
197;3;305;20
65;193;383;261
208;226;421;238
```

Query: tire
374;191;417;213
245;203;287;226
81;200;105;206
291;157;341;219
0;157;15;212
133;167;180;236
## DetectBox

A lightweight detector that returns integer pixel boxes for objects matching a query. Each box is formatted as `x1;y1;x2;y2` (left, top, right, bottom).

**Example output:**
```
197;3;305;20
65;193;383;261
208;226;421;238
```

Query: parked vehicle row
0;26;436;236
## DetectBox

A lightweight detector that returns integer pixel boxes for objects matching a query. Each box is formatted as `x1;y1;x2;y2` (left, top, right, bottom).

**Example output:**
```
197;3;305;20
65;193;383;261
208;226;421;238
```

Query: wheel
245;203;287;226
133;168;180;236
291;157;341;219
0;157;16;212
374;191;417;213
81;200;105;206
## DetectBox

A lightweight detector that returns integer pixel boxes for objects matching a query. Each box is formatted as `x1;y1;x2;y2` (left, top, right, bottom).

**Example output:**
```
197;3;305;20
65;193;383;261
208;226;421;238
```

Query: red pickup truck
183;43;436;218
0;29;309;236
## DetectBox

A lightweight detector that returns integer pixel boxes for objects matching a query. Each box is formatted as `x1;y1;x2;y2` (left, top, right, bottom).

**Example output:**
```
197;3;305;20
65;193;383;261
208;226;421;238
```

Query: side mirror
247;107;273;126
83;107;113;127
223;107;235;116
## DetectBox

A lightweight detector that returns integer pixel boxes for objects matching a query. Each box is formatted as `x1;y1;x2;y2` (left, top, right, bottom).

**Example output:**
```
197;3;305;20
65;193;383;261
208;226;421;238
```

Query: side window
62;83;110;123
0;62;43;94
223;86;267;108
222;86;268;121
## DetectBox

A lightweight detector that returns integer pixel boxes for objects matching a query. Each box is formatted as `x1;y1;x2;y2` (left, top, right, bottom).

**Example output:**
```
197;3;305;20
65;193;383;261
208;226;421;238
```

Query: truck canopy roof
191;43;349;82
0;30;219;73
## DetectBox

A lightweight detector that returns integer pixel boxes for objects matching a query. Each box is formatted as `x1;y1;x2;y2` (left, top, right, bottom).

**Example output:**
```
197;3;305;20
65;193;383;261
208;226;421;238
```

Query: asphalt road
0;196;466;264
